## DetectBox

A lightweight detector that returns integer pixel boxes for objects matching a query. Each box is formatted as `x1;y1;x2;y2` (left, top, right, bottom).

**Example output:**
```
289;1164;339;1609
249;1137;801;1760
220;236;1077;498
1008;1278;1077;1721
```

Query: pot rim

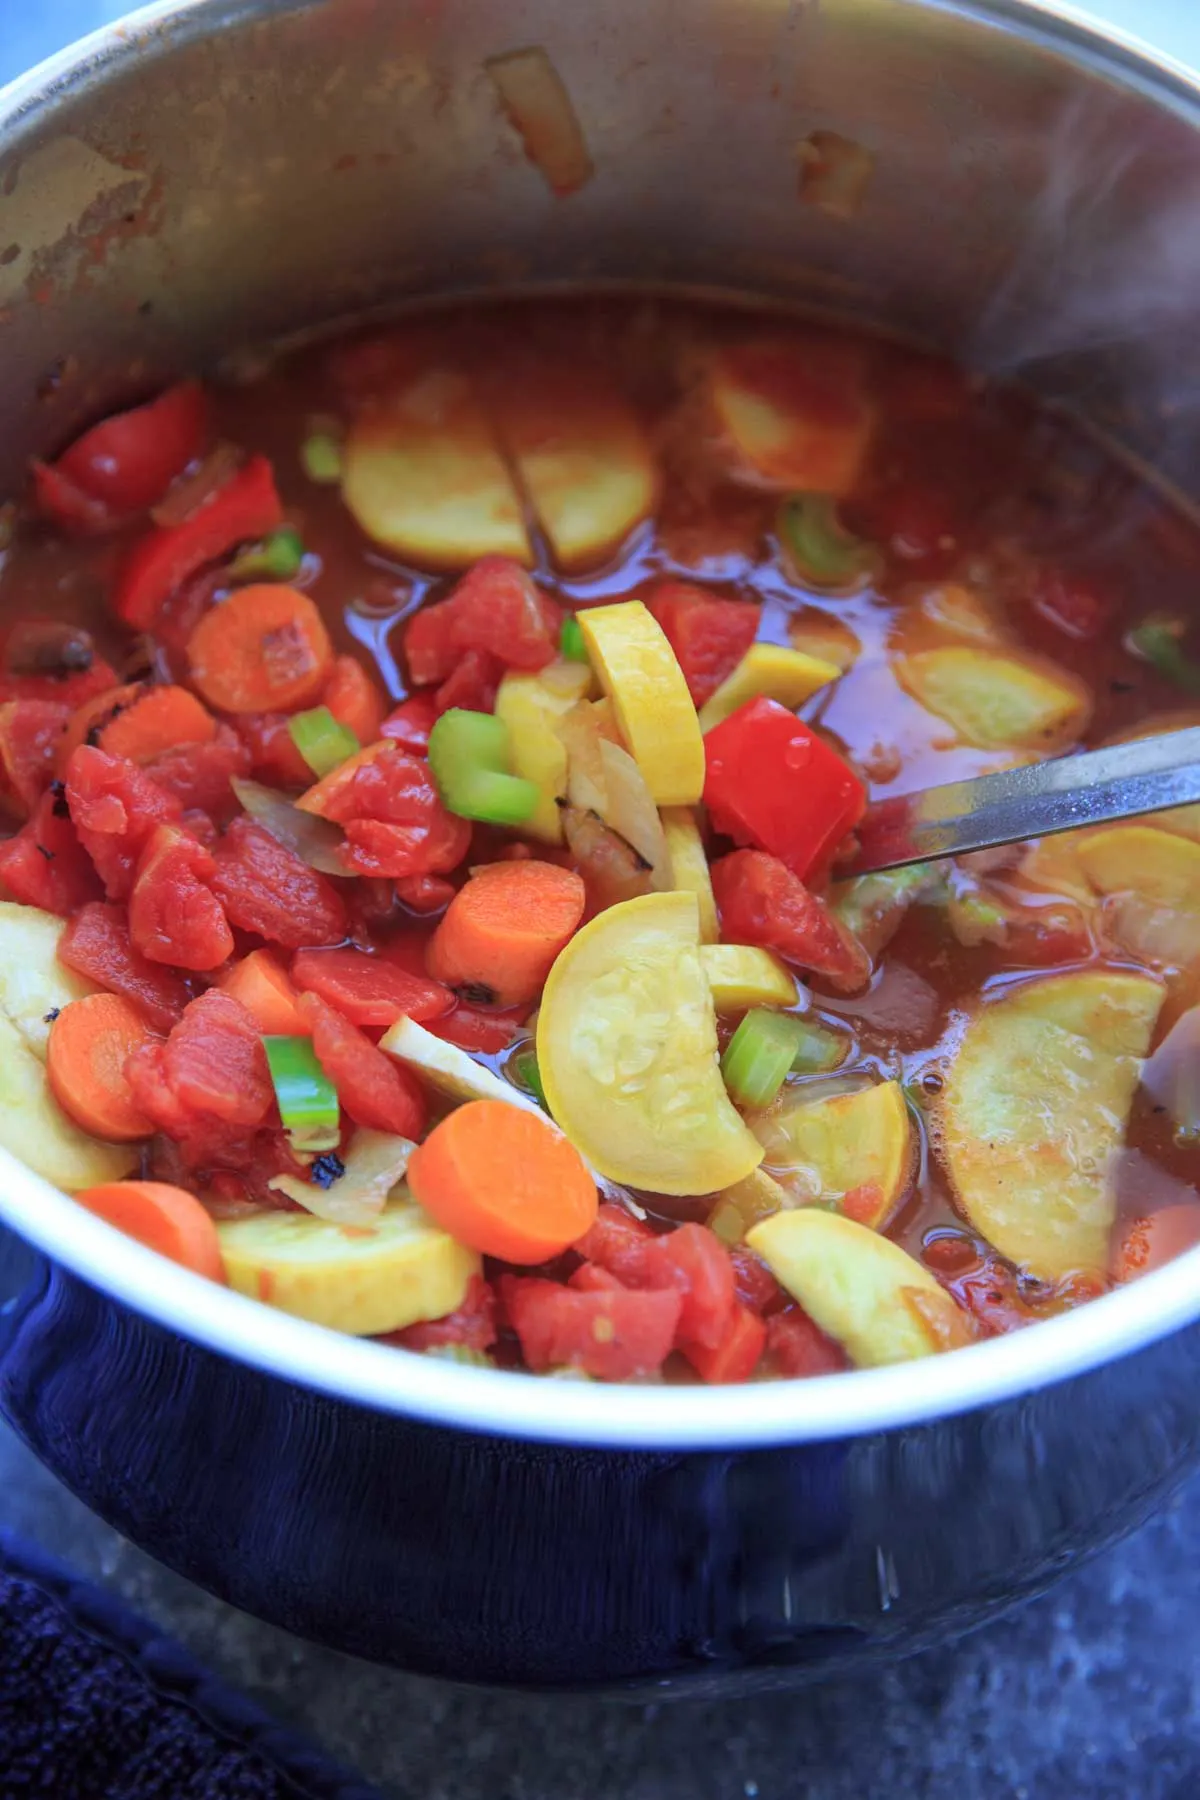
2;0;1199;1450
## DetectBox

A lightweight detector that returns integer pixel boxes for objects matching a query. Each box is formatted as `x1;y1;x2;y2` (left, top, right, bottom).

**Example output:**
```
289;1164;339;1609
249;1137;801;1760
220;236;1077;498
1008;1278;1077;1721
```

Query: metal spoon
846;726;1200;875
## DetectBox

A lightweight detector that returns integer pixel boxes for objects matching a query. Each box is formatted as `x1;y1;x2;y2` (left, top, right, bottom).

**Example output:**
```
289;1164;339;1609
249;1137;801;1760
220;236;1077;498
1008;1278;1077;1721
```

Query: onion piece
230;776;348;875
150;441;244;528
797;130;875;220
485;47;594;198
557;702;671;888
561;804;654;908
269;1128;415;1224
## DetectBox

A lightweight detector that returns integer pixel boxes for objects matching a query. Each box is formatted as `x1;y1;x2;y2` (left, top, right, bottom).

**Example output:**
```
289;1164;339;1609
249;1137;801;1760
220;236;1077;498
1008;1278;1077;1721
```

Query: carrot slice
59;682;216;772
186;584;333;715
46;993;159;1141
407;1098;598;1262
321;654;387;748
427;861;585;1007
75;1180;226;1281
218;949;310;1036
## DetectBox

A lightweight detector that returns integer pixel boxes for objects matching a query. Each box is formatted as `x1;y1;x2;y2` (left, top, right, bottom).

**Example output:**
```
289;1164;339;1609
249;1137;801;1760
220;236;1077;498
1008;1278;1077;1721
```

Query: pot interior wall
1;0;1199;505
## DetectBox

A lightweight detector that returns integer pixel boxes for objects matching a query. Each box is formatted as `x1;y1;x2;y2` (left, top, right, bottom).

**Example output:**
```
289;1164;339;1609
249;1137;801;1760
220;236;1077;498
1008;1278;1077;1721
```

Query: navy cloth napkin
0;1530;383;1799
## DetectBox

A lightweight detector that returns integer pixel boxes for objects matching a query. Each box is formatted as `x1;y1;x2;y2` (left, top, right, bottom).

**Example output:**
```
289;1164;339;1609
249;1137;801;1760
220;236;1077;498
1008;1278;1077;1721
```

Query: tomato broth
2;295;1199;1383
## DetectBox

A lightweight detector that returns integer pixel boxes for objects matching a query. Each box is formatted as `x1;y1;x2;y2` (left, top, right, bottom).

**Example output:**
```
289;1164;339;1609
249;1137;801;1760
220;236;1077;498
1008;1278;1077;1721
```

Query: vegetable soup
2;297;1199;1383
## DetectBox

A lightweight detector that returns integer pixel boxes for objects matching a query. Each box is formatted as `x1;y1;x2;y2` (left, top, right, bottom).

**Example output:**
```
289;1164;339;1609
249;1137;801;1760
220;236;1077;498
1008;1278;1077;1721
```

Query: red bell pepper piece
703;696;865;880
114;454;283;629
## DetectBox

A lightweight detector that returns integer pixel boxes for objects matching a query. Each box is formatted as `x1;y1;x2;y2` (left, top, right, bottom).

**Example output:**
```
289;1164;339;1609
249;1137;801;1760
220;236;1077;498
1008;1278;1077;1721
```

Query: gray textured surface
3;3;1200;1794
2;1414;1199;1798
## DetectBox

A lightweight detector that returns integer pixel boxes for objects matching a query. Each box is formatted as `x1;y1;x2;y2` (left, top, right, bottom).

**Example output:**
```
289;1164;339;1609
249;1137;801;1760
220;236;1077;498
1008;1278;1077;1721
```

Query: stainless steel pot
1;0;1199;1692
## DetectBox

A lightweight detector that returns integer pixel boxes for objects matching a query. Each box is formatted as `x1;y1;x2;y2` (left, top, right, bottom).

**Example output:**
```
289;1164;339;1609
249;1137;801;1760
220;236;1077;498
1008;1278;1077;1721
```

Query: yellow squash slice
1077;825;1200;969
788;612;862;672
492;362;659;570
753;1080;914;1228
382;1016;544;1117
707;335;874;494
579;600;705;806
697;643;841;733
218;1194;480;1336
537;891;763;1194
0;1011;137;1191
894;646;1090;752
661;807;719;943
342;364;530;568
699;944;798;1011
0;901;98;1059
747;1210;971;1366
494;660;596;843
940;968;1163;1280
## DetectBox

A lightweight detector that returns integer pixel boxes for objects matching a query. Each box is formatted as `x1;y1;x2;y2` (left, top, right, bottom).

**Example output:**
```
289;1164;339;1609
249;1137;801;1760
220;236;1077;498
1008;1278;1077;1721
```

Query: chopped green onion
428;708;539;826
778;493;875;590
1128;616;1200;694
288;705;361;779
228;526;306;583
833;864;940;957
301;432;344;485
264;1036;341;1153
560;616;589;663
790;1017;847;1075
721;1008;805;1110
512;1046;548;1108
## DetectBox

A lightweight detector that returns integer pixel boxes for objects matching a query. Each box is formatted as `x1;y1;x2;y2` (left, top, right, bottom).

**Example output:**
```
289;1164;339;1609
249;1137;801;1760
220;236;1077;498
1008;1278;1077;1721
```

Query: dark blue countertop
3;4;1200;1794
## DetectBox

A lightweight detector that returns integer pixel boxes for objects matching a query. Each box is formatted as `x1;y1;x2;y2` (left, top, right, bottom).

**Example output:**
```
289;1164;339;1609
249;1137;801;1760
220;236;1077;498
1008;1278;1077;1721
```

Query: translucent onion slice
269;1128;416;1225
557;702;671;888
230;776;347;875
485;47;594;198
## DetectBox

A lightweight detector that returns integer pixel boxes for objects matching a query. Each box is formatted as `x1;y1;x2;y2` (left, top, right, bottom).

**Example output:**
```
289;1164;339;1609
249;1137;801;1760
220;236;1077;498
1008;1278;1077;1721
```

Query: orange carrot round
427;861;585;1007
186;584;333;715
75;1180;226;1282
407;1099;597;1263
218;949;310;1036
322;654;387;747
59;682;216;772
46;993;159;1141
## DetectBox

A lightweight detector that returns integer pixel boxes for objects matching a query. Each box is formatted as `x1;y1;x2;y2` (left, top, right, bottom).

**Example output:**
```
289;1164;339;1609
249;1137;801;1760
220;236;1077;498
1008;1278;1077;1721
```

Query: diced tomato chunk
728;1244;788;1315
681;1303;766;1383
427;1004;524;1054
300;991;427;1139
380;694;439;756
641;1223;737;1351
298;740;471;880
0;700;70;815
711;849;871;991
129;823;233;972
0;789;102;915
58;901;191;1033
433;649;501;717
765;1306;849;1377
403;558;561;685
145;723;250;817
646;582;760;707
291;945;452;1028
30;460;113;535
126;988;274;1137
210;815;346;950
65;745;183;899
152;1122;309;1209
500;1274;682;1381
394;873;456;915
387;1275;498;1353
574;1200;657;1282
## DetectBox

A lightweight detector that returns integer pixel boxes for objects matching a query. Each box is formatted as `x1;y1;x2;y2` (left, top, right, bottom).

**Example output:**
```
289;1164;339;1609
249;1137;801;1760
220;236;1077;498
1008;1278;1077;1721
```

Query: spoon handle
847;726;1200;875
